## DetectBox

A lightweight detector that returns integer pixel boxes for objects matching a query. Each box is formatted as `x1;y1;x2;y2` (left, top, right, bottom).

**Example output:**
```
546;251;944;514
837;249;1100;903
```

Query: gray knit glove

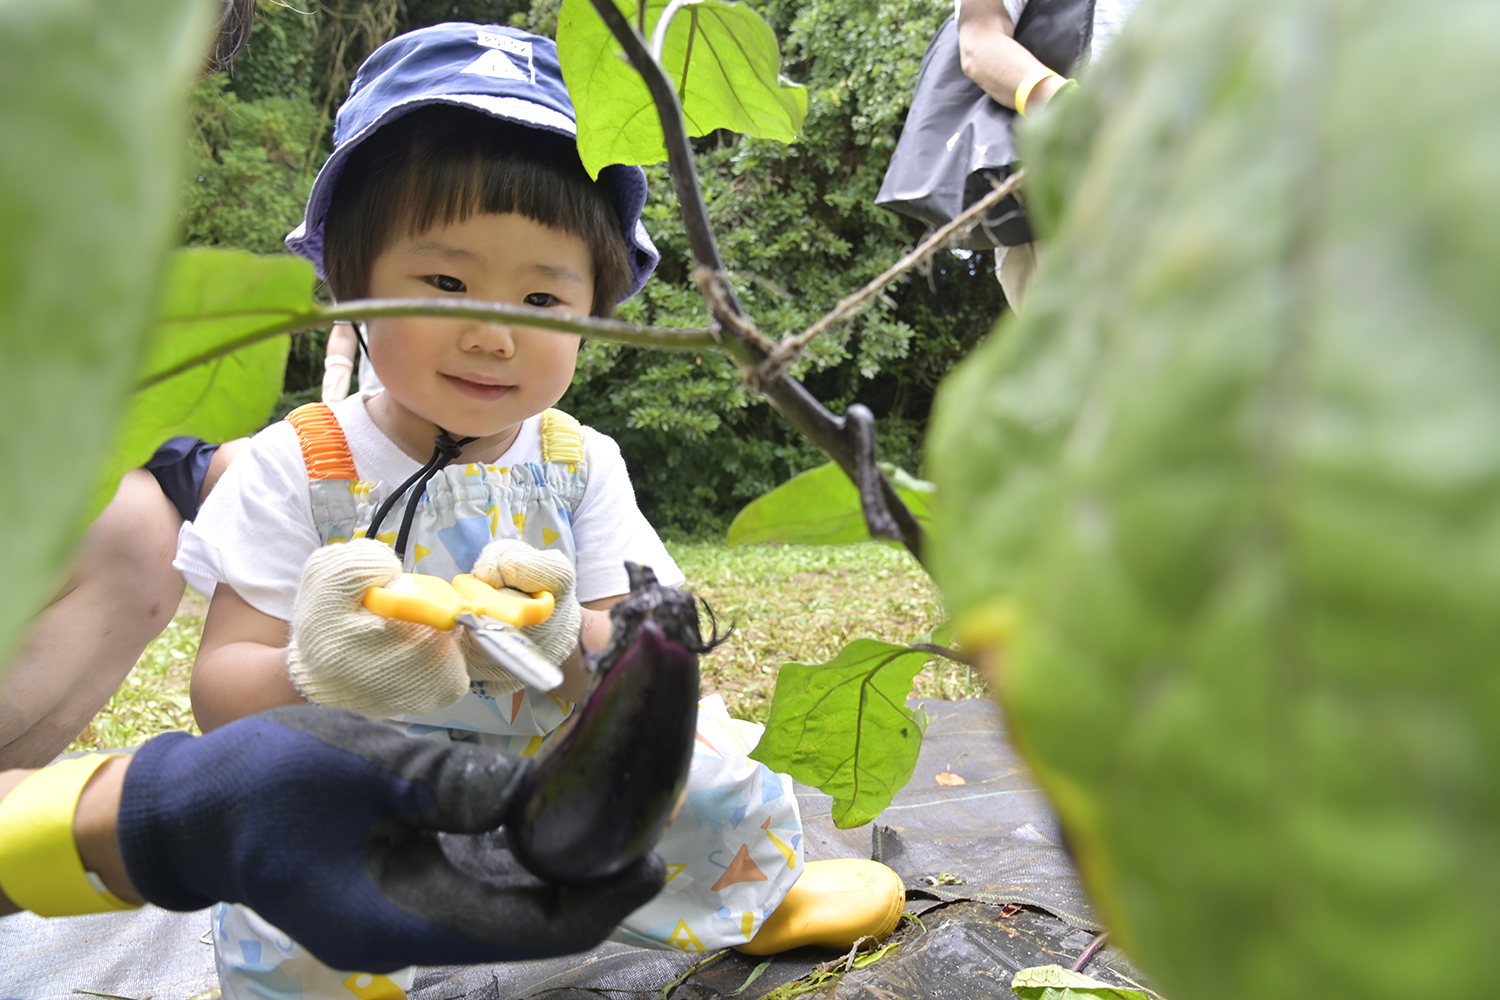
470;538;582;671
288;539;470;717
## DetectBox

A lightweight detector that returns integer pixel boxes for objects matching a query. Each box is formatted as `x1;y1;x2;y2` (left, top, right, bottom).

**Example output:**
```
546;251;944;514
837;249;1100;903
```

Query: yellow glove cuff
0;754;139;916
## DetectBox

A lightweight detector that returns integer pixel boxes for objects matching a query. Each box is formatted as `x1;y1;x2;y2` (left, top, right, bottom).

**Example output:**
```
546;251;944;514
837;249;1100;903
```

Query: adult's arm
0;755;140;916
957;0;1068;113
0;707;663;970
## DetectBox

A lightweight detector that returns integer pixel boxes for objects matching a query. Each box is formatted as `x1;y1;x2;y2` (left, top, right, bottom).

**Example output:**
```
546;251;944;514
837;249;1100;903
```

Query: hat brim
286;94;657;302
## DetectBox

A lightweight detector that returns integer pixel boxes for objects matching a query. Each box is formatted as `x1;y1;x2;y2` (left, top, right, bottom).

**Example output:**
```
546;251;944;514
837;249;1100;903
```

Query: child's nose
464;321;516;357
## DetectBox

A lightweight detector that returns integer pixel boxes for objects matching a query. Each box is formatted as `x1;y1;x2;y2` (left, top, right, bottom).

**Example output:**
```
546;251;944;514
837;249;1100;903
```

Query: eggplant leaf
927;0;1500;996
1010;966;1148;1000
0;0;210;663
726;461;935;547
92;249;309;516
749;638;930;828
557;0;807;178
914;619;956;649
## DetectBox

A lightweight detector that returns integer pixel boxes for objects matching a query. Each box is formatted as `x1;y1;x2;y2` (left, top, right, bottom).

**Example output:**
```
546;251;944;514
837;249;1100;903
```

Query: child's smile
442;373;514;401
361;211;594;463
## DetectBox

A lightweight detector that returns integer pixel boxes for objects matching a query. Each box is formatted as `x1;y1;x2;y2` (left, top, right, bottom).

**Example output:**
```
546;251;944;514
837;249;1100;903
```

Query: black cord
365;430;476;561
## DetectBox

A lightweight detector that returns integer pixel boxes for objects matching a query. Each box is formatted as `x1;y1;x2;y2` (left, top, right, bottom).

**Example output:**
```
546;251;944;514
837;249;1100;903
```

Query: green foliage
758;941;900;999
563;338;829;536
558;0;807;178
0;0;210;665
565;0;1002;534
181;72;325;254
181;1;326;419
67;616;203;753
726;460;933;546
749;638;930;827
96;249;308;515
184;0;380;413
927;0;1500;997
1009;966;1147;1000
230;0;318;103
670;540;952;722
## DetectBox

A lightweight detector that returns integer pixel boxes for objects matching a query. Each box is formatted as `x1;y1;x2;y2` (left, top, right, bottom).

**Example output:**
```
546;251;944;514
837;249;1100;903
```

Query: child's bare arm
552;599;624;702
191;585;303;732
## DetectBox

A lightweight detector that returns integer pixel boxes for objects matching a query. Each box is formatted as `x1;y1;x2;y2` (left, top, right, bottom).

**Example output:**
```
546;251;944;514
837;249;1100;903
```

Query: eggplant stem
1070;931;1110;972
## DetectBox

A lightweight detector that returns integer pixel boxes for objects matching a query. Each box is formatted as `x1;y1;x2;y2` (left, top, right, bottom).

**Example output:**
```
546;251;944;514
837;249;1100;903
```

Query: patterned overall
212;403;804;1000
289;401;591;748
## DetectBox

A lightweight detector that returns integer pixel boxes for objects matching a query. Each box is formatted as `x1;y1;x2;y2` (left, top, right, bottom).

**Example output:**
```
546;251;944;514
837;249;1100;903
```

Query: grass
672;541;985;722
67;616;202;753
70;541;986;748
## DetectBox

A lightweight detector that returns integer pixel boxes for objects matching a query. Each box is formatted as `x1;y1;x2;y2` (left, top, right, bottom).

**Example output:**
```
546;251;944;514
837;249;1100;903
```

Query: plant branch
590;0;731;291
762;170;1026;383
135;298;719;391
589;0;927;563
909;643;974;666
844;404;901;541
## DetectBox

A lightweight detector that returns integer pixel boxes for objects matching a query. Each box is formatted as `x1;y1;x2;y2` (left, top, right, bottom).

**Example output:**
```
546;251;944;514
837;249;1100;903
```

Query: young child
177;24;811;998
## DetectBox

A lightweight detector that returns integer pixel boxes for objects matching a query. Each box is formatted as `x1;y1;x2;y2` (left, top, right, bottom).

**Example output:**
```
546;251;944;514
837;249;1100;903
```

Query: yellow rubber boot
736;858;906;955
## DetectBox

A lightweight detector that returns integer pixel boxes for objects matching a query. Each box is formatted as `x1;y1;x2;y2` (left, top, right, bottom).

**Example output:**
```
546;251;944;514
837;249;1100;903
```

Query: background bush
185;0;1006;536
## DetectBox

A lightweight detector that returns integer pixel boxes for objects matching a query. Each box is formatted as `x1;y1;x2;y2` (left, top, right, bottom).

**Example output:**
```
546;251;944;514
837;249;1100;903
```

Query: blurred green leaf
1010;966;1147;1000
557;0;808;178
750;638;929;827
927;0;1500;996
914;619;955;649
0;0;211;665
727;461;934;546
93;249;311;515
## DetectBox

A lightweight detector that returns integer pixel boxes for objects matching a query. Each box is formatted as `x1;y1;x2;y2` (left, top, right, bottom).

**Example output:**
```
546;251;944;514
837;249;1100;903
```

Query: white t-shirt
176;392;683;620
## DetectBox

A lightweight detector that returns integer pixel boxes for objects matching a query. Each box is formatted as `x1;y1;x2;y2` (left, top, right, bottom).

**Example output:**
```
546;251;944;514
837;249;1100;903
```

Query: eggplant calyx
589;562;730;676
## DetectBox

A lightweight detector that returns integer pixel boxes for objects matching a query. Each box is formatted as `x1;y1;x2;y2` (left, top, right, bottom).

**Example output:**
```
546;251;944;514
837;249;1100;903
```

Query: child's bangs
324;106;631;314
395;140;597;248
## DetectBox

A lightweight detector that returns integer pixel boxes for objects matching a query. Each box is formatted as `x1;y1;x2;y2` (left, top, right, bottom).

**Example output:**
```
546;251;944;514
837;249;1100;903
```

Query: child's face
363;211;593;453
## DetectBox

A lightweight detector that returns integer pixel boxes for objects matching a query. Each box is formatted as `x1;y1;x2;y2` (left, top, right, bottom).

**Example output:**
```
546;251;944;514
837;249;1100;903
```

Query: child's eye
524;292;560;308
426;274;466;293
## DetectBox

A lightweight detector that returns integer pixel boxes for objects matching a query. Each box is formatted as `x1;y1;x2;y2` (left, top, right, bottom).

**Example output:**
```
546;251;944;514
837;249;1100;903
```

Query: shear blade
457;613;564;691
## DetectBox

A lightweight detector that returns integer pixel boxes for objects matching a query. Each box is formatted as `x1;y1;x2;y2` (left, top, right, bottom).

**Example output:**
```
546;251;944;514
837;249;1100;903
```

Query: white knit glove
470;538;583;674
287;539;470;718
322;354;354;403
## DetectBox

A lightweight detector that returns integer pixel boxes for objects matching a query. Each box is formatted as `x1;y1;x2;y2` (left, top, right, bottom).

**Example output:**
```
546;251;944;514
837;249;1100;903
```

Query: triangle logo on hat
463;49;528;82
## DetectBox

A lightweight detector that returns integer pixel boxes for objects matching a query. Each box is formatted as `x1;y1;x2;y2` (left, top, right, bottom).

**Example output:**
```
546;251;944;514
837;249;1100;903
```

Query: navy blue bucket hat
286;23;659;302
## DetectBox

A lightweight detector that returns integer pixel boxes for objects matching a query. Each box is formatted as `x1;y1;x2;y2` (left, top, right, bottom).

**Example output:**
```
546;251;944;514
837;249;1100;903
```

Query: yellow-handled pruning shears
363;573;563;691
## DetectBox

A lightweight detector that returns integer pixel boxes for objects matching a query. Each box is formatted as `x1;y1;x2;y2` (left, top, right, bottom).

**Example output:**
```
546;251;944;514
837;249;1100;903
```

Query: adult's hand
117;705;664;972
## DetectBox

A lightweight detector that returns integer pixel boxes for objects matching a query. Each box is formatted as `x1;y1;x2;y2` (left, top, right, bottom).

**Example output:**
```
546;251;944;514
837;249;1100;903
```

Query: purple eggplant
506;563;723;884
